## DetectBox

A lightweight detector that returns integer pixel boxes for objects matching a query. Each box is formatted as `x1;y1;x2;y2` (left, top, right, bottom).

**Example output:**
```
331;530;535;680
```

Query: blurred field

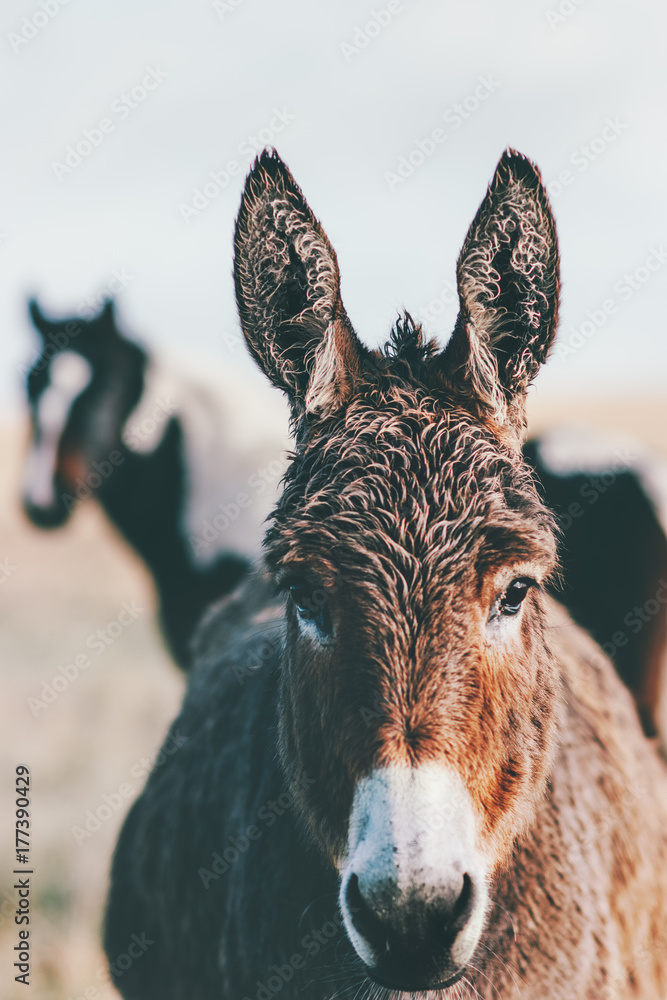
0;420;183;1000
1;394;666;999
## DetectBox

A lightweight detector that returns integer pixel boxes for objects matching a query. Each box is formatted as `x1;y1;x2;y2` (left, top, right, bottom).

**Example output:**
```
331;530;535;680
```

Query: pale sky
1;0;665;416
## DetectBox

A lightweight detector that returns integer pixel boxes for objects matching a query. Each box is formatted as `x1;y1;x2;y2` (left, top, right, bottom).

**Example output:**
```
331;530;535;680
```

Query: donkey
22;298;288;666
104;149;667;999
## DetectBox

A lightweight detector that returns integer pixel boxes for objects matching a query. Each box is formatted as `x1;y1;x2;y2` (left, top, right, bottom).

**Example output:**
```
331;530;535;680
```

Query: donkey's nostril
449;872;474;934
345;873;390;956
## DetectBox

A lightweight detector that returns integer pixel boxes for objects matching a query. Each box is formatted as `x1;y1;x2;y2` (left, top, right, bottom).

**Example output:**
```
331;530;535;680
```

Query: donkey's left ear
439;149;559;436
234;149;365;420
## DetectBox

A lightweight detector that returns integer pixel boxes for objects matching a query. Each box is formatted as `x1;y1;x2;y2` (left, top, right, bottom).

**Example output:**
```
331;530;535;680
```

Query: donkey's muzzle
343;867;479;990
339;765;488;991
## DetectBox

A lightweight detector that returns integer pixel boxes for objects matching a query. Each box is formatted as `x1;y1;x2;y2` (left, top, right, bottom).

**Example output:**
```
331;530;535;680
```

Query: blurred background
1;0;665;996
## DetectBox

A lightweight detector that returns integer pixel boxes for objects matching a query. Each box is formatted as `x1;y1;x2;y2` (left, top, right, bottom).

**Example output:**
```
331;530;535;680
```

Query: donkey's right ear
234;150;364;419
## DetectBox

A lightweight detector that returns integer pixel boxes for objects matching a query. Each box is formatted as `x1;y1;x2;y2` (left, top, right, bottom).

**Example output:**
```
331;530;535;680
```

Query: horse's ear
234;149;364;419
97;298;118;331
438;149;560;437
100;299;115;321
28;298;54;337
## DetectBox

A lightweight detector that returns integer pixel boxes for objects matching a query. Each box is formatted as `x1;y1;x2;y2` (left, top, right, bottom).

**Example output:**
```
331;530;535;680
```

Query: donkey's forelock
264;331;557;586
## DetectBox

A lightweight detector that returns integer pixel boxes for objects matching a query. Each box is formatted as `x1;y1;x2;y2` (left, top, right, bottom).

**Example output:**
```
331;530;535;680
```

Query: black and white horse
22;297;289;667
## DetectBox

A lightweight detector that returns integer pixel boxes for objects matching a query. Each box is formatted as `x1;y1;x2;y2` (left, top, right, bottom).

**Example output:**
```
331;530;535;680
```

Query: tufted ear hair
233;149;365;421
439;149;560;438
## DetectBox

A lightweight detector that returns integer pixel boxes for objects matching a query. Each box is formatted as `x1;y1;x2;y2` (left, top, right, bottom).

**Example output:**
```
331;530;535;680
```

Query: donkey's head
23;299;144;527
234;150;561;992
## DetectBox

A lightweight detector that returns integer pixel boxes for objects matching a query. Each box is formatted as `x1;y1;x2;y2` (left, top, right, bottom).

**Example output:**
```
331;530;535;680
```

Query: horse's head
23;298;145;527
234;149;562;992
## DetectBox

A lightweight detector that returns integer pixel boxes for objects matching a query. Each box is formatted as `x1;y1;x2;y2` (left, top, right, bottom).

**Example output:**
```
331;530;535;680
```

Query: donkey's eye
289;584;333;640
499;578;533;617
